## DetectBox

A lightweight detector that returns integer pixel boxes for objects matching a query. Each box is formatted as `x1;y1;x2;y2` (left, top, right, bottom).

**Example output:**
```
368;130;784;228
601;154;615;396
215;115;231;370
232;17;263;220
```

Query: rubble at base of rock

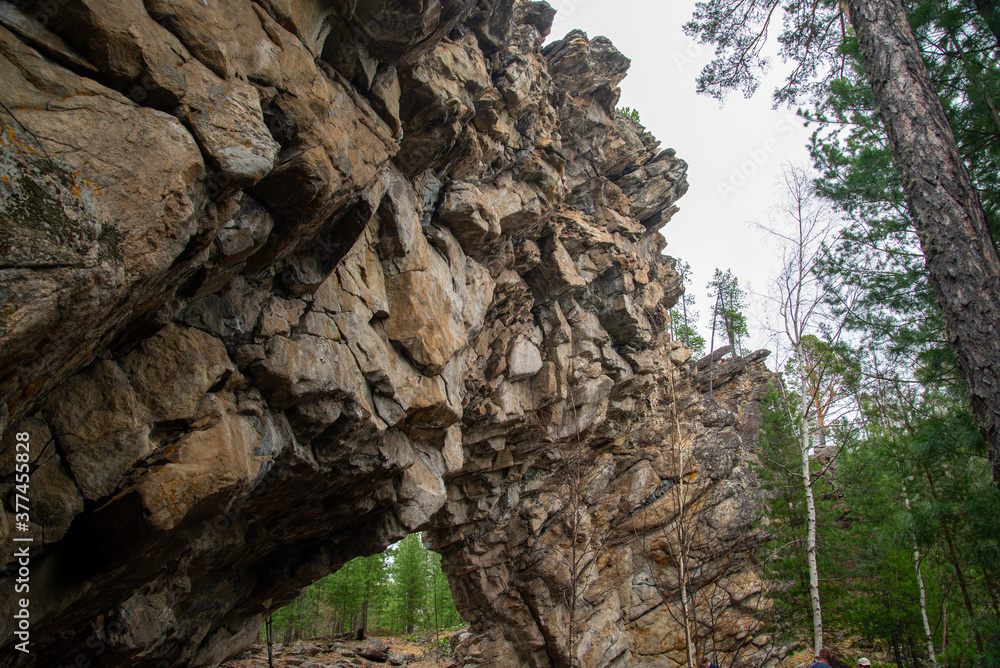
0;1;776;667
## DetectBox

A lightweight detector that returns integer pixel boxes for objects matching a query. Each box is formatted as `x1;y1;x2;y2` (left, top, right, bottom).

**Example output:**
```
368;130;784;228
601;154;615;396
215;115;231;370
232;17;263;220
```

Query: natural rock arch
0;1;774;666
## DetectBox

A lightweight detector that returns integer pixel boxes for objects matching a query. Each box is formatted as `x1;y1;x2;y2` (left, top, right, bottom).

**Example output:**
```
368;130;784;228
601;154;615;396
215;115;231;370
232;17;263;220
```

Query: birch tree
670;261;706;357
686;0;1000;489
901;477;938;668
759;165;848;655
707;269;749;358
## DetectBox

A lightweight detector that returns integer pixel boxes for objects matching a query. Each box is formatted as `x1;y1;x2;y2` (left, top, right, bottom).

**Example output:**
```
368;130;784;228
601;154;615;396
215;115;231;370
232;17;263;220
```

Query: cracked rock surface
0;1;774;666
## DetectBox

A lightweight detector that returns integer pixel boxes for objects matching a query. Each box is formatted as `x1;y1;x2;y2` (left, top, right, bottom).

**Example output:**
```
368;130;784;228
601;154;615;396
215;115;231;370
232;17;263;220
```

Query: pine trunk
844;0;1000;487
891;630;903;668
984;570;1000;618
926;473;986;653
941;600;948;659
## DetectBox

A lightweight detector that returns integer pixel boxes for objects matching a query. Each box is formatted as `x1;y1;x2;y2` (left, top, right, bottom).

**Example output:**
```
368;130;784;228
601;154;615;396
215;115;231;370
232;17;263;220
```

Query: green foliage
616;106;641;123
263;533;462;643
325;552;390;634
426;549;462;631
757;368;1000;665
804;0;1000;391
687;0;1000;663
842;394;1000;666
392;533;427;634
433;635;453;657
755;382;813;635
790;11;1000;657
707;268;748;356
669;260;707;357
684;0;845;105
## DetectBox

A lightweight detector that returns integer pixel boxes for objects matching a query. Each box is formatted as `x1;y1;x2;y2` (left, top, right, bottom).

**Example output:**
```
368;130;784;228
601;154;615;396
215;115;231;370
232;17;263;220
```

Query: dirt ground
220;635;451;668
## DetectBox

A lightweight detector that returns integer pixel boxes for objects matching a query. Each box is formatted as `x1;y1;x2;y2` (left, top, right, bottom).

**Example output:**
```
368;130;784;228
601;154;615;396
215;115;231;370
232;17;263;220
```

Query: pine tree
262;535;461;642
356;552;390;635
706;268;748;357
670;260;706;357
424;549;461;637
392;533;429;634
685;0;1000;488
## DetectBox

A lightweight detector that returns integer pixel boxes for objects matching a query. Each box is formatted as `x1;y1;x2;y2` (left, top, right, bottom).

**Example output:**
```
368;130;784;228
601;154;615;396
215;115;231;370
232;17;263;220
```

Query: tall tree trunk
902;483;938;668
361;568;371;637
914;549;935;667
266;614;275;668
941;599;947;660
798;344;823;655
314;579;324;637
983;568;1000;619
341;570;350;634
663;365;697;668
844;0;1000;488
432;566;440;643
941;525;985;654
891;628;904;668
816;405;827;449
925;472;985;653
905;634;918;668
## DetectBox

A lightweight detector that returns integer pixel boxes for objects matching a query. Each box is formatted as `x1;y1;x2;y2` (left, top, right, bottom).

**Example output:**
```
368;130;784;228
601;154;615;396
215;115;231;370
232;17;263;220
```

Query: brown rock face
0;1;773;667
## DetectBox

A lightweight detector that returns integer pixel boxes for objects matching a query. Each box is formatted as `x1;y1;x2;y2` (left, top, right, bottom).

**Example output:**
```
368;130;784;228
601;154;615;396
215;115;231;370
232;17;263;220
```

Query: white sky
547;0;815;357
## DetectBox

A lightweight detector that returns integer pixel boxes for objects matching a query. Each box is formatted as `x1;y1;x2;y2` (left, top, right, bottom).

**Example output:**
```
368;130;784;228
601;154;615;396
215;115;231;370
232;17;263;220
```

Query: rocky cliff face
0;1;773;666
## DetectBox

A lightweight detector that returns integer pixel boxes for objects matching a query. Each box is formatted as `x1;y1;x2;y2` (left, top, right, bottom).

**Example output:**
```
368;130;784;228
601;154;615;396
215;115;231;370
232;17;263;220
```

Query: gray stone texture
0;2;773;667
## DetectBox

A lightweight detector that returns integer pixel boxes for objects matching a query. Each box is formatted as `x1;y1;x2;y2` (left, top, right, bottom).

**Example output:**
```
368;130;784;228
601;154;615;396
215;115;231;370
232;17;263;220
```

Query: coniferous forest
262;534;462;645
676;0;1000;664
5;0;1000;666
264;2;1000;662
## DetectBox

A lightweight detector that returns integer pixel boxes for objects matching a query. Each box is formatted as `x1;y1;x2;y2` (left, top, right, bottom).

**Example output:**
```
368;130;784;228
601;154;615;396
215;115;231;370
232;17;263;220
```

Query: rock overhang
0;2;773;666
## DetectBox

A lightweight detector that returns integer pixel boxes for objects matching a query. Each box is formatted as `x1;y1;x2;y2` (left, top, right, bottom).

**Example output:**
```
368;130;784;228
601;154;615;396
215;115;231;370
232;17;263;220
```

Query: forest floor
220;635;452;668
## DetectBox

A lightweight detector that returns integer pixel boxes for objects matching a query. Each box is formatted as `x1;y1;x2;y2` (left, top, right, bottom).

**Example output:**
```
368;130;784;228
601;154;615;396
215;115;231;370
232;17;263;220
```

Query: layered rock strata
0;1;772;666
437;344;776;668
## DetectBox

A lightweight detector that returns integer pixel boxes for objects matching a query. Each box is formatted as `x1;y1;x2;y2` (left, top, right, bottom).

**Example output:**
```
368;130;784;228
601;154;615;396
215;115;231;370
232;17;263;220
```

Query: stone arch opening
248;532;462;662
0;3;778;667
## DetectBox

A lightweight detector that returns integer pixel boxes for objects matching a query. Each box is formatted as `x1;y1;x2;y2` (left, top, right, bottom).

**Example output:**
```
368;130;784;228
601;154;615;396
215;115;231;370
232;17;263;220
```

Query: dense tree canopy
265;534;461;645
679;0;1000;664
687;0;1000;489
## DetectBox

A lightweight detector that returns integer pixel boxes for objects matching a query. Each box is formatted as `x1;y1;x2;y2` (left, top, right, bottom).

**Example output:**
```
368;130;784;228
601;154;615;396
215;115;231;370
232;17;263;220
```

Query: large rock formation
437;343;776;668
0;1;774;666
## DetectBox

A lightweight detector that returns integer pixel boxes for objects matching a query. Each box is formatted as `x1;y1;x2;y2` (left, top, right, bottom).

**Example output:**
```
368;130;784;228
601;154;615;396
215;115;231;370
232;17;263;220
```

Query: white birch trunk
912;544;937;668
799;344;823;655
903;484;938;668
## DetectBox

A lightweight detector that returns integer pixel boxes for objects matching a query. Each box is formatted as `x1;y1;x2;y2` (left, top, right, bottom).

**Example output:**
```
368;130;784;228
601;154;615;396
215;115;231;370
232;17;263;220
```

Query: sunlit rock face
0;1;772;666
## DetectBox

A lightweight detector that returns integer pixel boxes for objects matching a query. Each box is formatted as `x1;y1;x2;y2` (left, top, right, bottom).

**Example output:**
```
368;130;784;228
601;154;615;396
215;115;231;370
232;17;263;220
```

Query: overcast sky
546;0;815;357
